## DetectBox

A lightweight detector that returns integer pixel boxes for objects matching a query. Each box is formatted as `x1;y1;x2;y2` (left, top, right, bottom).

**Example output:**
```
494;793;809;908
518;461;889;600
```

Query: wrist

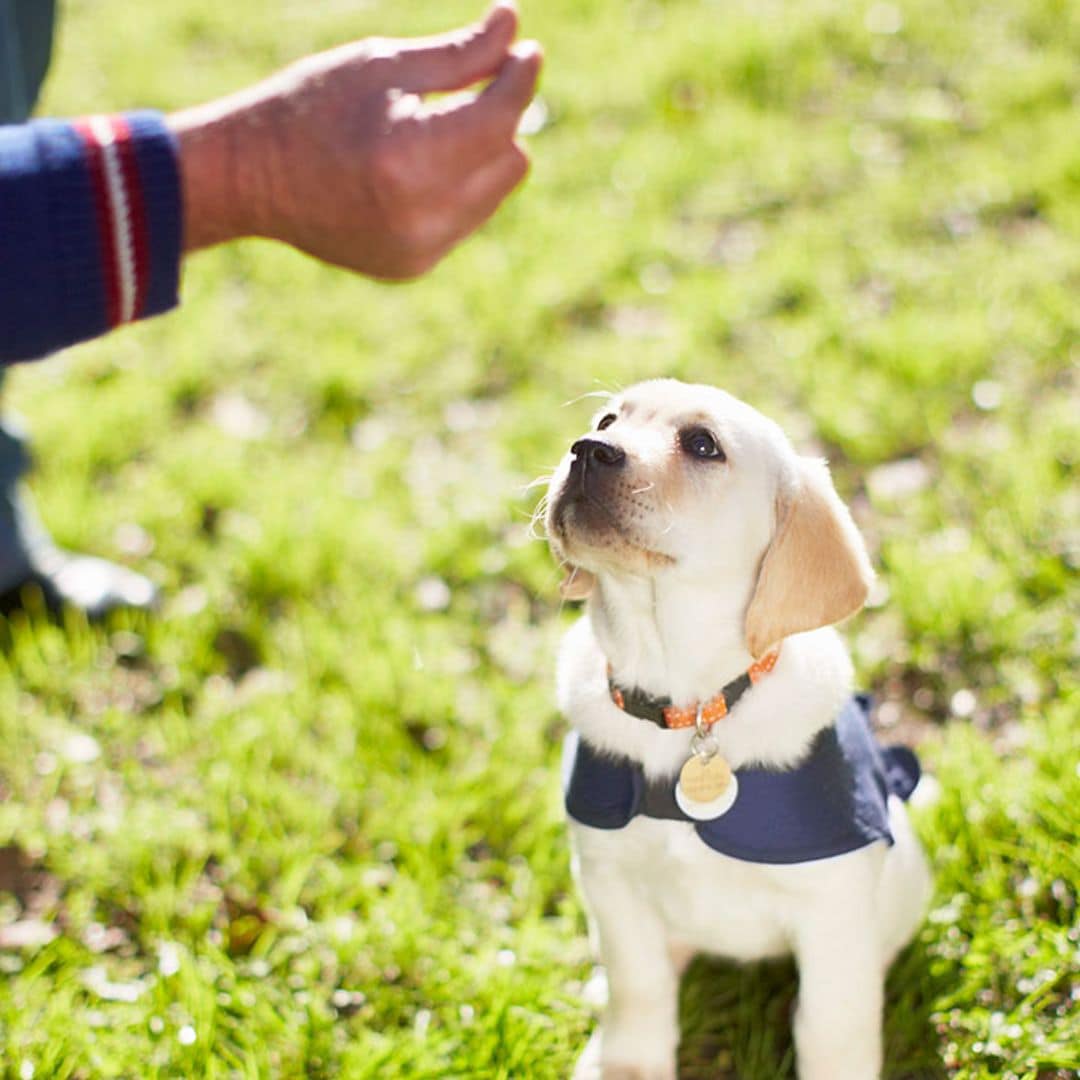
168;92;273;252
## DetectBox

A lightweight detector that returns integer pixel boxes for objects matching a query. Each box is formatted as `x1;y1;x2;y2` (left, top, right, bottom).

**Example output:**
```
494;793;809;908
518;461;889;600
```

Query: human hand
170;2;541;279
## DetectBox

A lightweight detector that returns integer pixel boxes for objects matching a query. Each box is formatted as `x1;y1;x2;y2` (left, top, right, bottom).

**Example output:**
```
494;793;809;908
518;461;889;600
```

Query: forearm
0;3;538;365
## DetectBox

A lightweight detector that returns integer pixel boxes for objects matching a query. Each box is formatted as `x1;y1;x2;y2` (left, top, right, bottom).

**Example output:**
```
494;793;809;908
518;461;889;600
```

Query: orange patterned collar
608;649;780;731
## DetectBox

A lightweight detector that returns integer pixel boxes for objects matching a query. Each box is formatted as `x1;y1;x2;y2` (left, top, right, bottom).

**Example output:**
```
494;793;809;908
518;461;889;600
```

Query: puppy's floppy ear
560;566;596;600
744;457;874;658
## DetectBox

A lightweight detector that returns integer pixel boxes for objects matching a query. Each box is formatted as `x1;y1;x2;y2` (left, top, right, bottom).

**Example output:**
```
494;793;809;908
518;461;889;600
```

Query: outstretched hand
170;2;542;279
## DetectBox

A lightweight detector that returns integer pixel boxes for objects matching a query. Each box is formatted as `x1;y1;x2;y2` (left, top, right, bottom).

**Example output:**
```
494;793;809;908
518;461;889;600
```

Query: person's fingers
394;2;519;95
425;42;543;153
435;144;530;249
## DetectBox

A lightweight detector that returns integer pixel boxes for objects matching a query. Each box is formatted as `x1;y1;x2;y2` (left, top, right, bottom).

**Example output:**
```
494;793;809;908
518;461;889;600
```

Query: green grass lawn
2;0;1077;1076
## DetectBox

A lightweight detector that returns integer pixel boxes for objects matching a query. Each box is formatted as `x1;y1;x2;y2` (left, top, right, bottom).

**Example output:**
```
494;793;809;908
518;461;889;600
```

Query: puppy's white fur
547;379;931;1080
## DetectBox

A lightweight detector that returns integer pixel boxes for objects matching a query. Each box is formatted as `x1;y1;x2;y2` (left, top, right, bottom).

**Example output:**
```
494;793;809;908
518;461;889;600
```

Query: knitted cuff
0;110;181;363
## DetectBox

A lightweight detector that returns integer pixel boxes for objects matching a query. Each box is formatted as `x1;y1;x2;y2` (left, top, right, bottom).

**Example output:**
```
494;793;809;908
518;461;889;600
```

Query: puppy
546;379;931;1080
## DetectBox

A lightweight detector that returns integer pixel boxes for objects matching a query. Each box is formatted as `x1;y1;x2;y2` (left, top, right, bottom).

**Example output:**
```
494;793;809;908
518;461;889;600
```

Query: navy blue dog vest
564;695;920;865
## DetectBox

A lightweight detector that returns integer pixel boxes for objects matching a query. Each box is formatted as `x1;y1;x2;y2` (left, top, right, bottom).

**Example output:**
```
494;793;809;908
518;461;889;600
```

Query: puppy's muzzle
551;437;625;542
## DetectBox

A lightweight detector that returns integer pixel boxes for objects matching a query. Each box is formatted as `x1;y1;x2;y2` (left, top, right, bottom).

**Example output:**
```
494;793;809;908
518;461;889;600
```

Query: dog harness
564;694;921;865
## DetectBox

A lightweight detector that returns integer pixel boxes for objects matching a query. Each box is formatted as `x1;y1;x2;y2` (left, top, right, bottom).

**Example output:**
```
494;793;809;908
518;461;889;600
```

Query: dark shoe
0;487;158;619
0;546;158;619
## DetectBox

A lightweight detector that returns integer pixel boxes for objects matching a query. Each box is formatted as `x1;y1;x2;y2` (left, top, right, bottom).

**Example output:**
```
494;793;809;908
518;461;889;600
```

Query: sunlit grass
1;0;1076;1076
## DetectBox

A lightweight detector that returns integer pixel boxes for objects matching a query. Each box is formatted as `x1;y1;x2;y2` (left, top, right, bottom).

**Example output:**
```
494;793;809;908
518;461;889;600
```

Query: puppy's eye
596;413;617;431
680;427;725;461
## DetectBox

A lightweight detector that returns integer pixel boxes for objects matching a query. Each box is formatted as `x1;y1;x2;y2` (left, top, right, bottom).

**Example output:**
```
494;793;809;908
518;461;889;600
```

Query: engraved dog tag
675;753;738;820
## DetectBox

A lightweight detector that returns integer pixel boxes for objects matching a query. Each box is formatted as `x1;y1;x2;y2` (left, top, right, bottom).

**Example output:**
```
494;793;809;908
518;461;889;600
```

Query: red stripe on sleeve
73;119;122;328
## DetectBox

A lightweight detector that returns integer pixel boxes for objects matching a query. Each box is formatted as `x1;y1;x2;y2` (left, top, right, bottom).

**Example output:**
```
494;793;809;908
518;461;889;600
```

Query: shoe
0;546;158;619
0;488;158;619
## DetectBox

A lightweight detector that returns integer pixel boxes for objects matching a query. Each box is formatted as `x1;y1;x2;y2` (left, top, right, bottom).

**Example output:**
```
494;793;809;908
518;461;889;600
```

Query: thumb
395;2;519;95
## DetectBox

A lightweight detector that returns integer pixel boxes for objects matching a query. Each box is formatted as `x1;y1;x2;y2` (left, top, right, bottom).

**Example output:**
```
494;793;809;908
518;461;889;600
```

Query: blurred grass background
0;0;1077;1076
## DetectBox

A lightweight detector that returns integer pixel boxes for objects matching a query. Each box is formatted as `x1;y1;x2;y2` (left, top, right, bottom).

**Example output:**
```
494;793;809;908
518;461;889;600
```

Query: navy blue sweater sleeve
0;110;181;364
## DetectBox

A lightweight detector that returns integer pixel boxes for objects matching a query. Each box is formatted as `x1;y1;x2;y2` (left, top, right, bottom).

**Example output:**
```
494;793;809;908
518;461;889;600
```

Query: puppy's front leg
792;909;885;1080
574;863;679;1080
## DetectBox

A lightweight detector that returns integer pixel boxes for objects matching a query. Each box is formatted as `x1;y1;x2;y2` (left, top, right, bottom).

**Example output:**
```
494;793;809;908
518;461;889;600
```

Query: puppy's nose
571;438;626;468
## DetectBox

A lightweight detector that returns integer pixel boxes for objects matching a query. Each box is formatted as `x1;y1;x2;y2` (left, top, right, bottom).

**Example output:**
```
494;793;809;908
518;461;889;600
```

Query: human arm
0;3;541;364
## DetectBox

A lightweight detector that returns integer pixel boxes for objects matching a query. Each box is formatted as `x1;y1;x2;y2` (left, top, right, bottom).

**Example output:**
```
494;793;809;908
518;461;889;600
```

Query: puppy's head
546;379;874;655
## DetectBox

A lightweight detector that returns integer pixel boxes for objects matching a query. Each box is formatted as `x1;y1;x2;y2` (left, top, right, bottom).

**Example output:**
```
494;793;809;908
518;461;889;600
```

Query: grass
1;0;1077;1076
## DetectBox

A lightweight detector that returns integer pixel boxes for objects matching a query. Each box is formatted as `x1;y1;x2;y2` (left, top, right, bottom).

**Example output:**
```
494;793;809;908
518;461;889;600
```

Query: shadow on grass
678;954;796;1080
675;940;948;1079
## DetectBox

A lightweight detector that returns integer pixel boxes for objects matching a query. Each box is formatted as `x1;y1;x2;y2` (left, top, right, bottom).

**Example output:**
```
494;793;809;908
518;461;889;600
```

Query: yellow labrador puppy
546;379;930;1080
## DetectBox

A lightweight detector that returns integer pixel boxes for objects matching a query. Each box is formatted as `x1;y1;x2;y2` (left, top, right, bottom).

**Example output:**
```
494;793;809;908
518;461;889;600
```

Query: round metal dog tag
676;754;738;821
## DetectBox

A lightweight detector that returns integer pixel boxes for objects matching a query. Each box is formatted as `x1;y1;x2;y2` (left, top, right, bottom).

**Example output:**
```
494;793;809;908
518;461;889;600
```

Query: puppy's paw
571;1031;676;1080
602;1067;676;1080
